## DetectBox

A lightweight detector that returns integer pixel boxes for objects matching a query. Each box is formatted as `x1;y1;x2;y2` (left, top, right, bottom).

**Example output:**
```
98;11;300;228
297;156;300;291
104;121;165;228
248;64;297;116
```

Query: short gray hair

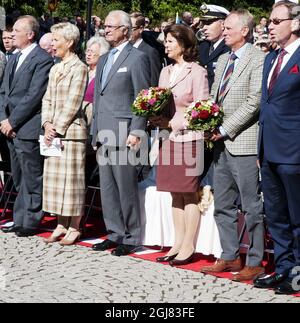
86;36;110;56
51;22;80;51
107;10;132;36
228;9;255;41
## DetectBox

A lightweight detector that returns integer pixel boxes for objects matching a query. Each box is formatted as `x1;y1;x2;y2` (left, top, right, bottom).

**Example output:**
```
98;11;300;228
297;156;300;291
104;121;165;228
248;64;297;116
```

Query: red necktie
268;49;287;94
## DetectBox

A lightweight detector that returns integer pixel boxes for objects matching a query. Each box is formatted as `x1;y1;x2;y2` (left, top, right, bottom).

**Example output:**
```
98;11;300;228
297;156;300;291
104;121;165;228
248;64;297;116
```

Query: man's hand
211;129;224;142
126;134;140;150
0;119;16;138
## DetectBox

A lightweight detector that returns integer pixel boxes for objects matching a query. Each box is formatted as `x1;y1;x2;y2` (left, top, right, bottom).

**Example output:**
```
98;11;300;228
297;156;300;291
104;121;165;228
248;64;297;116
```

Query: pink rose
211;104;220;114
148;98;157;106
191;110;200;119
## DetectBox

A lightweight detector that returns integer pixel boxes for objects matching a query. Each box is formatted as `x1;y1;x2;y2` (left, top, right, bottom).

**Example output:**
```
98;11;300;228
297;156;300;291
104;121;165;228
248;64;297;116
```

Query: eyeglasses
268;18;293;25
85;49;100;56
103;25;124;30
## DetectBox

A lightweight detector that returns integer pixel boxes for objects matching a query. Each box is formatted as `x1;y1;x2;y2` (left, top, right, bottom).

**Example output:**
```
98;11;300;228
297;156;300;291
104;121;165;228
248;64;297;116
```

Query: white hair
86;36;110;56
51;22;80;50
107;10;132;36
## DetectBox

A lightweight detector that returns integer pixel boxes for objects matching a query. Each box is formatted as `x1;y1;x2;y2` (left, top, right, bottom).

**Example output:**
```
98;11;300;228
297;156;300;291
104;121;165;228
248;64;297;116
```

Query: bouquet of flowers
184;99;224;148
131;87;172;117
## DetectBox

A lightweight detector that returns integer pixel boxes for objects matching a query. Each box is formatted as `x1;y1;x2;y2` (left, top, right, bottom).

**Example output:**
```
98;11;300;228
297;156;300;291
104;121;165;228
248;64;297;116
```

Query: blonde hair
51;22;80;51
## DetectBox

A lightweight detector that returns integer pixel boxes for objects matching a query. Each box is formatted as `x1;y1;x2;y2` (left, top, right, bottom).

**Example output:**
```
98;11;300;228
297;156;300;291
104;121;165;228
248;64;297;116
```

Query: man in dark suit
92;10;151;256
198;4;230;92
130;12;161;86
253;1;300;295
0;15;53;237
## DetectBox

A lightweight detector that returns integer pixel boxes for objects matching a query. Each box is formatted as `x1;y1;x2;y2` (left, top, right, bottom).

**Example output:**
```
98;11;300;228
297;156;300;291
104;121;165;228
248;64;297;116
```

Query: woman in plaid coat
41;22;88;245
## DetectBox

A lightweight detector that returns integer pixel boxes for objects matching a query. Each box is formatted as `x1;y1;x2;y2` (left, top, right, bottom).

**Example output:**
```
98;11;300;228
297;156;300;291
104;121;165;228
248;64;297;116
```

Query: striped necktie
268;49;287;94
218;53;237;104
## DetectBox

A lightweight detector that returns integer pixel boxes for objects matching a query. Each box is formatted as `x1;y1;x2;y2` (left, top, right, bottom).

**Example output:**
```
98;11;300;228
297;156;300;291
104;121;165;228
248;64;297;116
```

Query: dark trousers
7;138;44;229
261;159;300;276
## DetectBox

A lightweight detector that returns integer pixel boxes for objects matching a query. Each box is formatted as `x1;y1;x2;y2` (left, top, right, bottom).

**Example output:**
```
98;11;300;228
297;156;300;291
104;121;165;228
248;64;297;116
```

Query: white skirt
139;167;222;258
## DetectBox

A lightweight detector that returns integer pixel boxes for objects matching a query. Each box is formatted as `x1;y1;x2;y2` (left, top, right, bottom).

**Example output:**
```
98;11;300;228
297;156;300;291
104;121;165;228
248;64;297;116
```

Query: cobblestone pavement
0;231;299;303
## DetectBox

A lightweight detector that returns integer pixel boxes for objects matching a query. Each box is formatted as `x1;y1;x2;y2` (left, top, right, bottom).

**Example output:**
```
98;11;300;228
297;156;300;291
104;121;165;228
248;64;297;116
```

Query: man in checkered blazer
200;9;265;282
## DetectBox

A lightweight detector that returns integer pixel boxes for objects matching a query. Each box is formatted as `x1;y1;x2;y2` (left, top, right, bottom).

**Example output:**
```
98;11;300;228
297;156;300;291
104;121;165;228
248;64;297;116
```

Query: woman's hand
148;116;171;129
44;122;57;147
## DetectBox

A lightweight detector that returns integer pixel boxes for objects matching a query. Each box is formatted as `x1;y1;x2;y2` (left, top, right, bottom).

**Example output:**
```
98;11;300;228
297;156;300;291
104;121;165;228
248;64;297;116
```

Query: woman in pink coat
152;24;209;266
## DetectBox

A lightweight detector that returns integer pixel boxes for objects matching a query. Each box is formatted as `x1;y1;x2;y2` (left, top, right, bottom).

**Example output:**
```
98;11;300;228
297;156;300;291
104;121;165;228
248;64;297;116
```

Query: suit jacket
0;50;6;85
138;40;161;86
0;45;53;140
92;42;151;147
199;39;230;91
259;45;300;164
42;55;88;140
211;44;265;156
159;62;209;142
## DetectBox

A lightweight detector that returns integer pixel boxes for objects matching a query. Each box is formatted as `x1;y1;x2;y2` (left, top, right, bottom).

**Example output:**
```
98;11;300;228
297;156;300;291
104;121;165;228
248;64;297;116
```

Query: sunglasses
268;18;293;25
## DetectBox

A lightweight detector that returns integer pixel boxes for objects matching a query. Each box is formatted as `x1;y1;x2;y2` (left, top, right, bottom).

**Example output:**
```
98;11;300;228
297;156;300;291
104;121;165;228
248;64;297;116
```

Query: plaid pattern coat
41;55;88;217
42;55;88;139
211;44;265;155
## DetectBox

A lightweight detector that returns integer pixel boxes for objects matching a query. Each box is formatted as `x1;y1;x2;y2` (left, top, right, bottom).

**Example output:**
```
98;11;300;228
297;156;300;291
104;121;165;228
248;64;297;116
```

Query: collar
282;37;300;56
115;41;129;53
20;43;37;56
212;38;224;51
231;42;250;60
133;38;143;48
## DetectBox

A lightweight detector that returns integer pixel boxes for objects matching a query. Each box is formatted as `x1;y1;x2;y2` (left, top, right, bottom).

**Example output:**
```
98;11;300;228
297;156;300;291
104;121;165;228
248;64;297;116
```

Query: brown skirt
156;140;203;193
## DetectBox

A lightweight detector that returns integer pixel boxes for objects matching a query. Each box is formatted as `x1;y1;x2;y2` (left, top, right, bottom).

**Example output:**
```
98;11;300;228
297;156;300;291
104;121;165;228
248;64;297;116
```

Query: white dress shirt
112;41;129;63
16;43;37;72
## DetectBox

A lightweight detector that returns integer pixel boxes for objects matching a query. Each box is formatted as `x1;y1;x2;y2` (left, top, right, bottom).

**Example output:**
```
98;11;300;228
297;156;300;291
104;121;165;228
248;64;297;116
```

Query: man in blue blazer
254;1;300;295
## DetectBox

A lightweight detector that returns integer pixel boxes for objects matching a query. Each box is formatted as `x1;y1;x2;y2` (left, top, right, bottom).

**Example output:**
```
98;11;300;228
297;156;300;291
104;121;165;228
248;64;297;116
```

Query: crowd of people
0;0;300;296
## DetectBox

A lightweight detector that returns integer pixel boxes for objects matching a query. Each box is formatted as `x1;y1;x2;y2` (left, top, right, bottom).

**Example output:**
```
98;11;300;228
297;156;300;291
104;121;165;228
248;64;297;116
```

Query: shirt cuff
219;126;229;139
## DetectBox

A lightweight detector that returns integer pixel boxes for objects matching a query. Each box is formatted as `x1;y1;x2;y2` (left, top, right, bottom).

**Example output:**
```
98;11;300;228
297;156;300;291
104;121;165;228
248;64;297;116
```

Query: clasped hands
44;122;57;147
0;119;16;139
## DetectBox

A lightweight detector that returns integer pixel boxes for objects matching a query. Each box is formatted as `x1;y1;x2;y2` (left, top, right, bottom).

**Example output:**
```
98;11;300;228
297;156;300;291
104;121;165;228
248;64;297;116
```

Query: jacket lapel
101;43;132;92
10;46;39;91
208;40;226;63
214;52;230;101
268;44;300;98
223;45;252;96
263;50;277;99
169;63;193;89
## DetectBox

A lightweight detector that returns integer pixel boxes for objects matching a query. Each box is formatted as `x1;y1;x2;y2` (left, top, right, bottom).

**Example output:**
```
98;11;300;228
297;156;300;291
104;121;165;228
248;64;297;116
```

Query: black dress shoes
15;228;38;237
111;244;138;256
253;272;288;289
156;254;178;263
275;278;298;295
92;239;118;251
1;225;22;234
169;254;194;266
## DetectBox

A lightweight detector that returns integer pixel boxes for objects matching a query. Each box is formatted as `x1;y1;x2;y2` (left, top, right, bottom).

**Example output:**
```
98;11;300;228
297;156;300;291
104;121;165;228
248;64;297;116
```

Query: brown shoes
200;258;243;273
232;266;265;282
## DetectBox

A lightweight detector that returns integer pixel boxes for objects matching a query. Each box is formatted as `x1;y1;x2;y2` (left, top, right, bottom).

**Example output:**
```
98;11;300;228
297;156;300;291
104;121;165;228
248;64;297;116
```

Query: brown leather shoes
200;258;242;273
232;266;265;282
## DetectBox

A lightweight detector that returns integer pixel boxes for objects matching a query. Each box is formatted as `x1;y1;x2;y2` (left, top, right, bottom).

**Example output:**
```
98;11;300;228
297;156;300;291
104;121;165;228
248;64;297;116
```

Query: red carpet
1;210;299;297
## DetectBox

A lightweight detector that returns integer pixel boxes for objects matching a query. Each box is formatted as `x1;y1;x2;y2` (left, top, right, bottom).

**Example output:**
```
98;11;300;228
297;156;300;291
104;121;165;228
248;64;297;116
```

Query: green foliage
0;0;275;22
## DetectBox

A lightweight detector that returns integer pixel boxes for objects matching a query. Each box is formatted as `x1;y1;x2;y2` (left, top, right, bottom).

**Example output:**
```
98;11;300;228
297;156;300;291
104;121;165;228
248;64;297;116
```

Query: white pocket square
117;67;128;73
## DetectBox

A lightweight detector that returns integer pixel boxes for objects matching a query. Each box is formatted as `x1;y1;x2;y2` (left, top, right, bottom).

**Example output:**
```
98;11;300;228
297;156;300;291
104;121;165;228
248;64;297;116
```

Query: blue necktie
101;48;118;88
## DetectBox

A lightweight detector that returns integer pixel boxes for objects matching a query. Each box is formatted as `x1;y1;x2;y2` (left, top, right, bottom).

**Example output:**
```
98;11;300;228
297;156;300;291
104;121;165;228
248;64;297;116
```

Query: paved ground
0;231;299;304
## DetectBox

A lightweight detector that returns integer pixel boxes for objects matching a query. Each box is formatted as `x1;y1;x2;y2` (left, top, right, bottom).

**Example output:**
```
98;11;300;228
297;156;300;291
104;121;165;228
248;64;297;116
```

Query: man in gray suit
200;10;265;281
129;12;161;86
0;16;53;237
92;10;151;256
